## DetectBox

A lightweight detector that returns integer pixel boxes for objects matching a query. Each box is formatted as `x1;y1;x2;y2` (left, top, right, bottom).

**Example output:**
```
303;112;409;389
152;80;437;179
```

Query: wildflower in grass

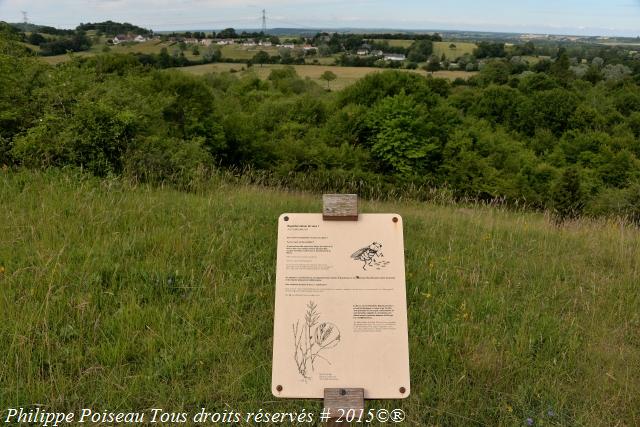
0;266;4;274
456;301;471;321
547;409;556;417
526;418;534;426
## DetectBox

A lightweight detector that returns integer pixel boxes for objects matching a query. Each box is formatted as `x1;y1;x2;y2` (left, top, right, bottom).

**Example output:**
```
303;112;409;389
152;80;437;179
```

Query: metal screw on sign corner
284;216;289;222
399;387;406;394
276;385;283;392
393;217;398;223
340;389;347;396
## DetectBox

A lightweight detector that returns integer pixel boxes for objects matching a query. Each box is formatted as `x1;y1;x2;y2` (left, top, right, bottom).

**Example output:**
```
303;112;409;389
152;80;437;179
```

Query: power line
268;17;321;30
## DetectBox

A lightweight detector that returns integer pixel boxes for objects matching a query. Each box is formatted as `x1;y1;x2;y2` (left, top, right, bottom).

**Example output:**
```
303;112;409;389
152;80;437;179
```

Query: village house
259;41;272;47
383;53;406;61
200;39;213;46
357;43;372;55
113;34;131;44
112;34;146;44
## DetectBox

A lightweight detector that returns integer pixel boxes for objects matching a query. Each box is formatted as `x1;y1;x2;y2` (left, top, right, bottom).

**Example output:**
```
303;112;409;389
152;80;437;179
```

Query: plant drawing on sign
292;301;341;379
351;242;389;270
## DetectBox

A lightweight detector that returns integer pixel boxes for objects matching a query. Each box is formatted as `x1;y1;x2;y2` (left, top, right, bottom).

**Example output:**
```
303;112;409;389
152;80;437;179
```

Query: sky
1;0;640;37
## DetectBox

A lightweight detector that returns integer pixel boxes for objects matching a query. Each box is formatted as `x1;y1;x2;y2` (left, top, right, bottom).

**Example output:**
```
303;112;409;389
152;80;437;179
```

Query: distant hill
9;22;74;36
8;22;40;33
76;20;152;36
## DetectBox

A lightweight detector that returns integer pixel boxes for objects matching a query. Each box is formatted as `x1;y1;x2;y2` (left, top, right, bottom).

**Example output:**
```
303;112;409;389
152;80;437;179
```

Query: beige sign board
272;213;410;399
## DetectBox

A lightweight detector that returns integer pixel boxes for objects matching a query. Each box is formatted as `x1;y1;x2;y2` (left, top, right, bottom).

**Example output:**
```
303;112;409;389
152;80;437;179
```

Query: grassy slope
0;170;639;425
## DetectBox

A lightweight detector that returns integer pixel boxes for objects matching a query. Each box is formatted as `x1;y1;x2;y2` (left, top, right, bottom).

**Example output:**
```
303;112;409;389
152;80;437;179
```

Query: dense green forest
1;28;639;222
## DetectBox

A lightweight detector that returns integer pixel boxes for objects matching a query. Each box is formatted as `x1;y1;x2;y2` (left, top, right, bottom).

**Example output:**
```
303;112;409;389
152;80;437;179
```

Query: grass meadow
370;40;478;60
432;41;477;60
373;39;415;48
1;169;639;425
40;40;202;65
220;44;280;60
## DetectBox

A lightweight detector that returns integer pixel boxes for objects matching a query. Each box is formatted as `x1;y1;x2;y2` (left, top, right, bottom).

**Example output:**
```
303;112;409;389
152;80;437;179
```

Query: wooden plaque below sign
271;214;410;399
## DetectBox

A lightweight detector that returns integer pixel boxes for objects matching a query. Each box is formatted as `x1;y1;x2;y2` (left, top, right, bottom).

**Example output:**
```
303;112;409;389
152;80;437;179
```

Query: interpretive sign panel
272;213;410;399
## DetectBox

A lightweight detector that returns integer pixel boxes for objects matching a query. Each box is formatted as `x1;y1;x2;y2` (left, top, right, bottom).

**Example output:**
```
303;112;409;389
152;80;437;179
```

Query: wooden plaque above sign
271;213;410;399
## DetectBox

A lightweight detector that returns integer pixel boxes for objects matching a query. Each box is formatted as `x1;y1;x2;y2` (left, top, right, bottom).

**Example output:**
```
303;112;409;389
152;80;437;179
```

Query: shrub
13;101;137;176
124;136;213;185
551;167;584;222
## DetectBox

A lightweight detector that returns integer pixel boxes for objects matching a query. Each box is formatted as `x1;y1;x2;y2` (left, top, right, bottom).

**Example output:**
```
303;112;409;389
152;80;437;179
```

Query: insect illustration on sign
351;242;389;270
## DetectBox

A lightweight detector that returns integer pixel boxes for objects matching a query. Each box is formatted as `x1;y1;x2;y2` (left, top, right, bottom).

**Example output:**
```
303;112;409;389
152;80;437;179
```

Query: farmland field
1;169;638;425
40;40;171;64
36;39;477;67
370;40;477;60
178;63;476;89
39;40;209;64
372;38;414;48
37;42;304;64
433;41;477;60
220;44;280;59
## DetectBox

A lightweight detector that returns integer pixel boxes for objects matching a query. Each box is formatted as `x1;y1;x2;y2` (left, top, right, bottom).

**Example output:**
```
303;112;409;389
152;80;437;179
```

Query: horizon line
9;20;639;39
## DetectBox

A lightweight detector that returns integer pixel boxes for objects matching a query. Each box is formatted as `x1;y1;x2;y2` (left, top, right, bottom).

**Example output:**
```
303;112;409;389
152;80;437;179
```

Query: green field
433;41;477;60
39;40;208;65
1;169;639;425
220;44;280;60
373;39;415;48
370;40;477;61
39;41;284;65
178;63;476;89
